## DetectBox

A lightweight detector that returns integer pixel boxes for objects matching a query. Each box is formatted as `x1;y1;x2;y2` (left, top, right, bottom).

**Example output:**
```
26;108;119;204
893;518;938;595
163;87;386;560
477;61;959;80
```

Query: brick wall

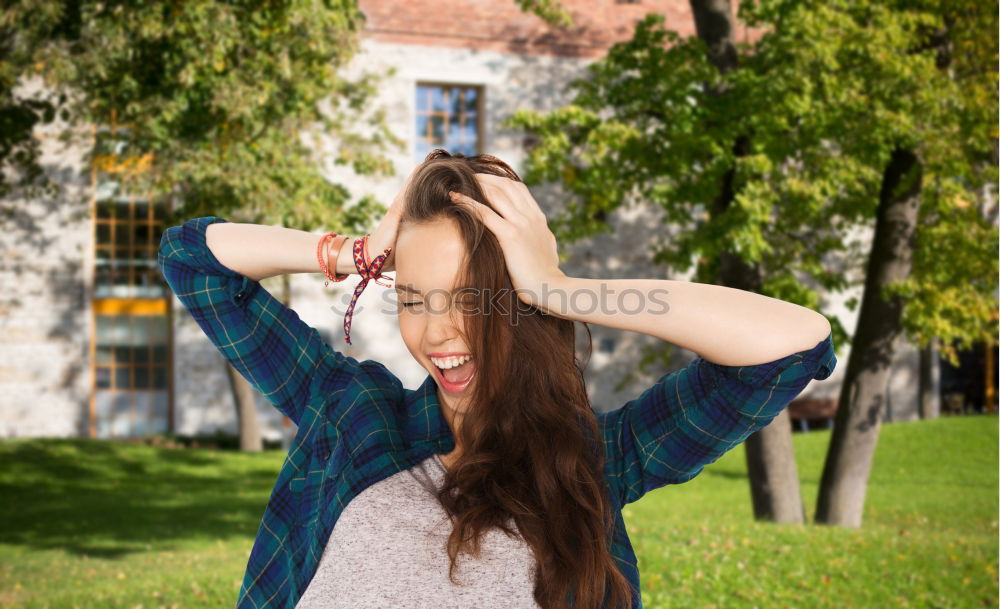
359;0;758;58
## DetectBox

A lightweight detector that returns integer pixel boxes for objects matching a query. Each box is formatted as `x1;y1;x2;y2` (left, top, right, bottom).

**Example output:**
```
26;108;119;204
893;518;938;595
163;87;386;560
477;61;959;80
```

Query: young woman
158;150;837;609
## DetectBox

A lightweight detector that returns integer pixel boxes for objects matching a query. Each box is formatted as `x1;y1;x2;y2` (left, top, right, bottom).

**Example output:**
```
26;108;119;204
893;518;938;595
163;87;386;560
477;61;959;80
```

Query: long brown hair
397;149;634;609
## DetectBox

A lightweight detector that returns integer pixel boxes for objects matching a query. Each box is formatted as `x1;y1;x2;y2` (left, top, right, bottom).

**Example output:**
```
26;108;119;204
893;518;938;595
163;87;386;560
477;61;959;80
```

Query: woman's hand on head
449;174;566;309
368;167;417;274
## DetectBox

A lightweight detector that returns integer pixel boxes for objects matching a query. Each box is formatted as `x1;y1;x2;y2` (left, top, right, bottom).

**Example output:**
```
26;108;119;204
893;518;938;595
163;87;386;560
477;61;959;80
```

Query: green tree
2;1;404;449
506;0;997;526
513;0;573;28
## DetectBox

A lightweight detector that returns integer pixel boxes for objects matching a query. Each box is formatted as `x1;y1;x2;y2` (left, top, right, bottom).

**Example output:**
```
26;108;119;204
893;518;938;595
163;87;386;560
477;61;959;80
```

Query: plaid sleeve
598;331;837;505
157;216;353;427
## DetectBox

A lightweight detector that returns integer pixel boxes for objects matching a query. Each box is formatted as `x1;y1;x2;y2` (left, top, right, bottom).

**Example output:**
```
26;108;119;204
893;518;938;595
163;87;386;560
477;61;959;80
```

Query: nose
424;295;464;344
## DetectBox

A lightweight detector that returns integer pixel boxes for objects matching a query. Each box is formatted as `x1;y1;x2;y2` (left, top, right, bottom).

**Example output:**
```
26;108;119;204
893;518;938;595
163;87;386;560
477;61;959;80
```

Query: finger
449;191;511;239
471;174;528;221
474;173;537;220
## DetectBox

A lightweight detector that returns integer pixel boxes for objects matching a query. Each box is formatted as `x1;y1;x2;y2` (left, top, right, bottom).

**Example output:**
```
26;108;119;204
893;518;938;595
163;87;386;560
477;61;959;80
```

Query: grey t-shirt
294;453;541;608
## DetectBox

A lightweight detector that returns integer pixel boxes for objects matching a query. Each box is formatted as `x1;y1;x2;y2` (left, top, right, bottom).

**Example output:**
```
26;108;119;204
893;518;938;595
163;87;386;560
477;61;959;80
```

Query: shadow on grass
0;438;285;559
696;468;821;484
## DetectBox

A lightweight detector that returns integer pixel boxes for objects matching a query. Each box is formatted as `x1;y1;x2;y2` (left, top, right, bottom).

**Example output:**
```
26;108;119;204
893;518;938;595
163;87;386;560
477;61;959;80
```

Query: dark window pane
135;366;149;389
152;366;167;389
134;345;150;364
135;223;150;246
114;346;131;364
134;201;149;221
153;345;169;365
115;367;131;389
114;223;130;246
96;200;114;220
96;223;111;245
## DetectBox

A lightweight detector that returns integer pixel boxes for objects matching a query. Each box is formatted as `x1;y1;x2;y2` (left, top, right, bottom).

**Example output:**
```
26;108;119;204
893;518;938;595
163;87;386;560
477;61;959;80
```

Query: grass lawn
0;414;995;609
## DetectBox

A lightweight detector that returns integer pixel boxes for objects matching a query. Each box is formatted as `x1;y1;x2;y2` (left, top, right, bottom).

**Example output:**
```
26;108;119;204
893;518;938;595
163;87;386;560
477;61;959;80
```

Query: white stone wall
0;77;93;437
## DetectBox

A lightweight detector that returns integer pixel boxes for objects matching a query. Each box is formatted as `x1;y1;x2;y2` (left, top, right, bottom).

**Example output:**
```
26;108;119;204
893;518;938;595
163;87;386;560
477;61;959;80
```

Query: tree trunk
226;363;263;452
691;0;806;523
743;409;807;522
689;0;739;71
717;246;807;523
918;336;941;419
814;147;921;527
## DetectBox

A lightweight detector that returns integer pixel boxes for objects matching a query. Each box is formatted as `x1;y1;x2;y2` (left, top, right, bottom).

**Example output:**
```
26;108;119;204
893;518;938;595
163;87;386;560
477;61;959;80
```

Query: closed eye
400;302;421;308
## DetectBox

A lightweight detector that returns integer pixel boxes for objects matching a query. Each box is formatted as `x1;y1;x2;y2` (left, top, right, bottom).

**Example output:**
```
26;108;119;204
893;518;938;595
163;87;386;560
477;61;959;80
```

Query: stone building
2;0;983;442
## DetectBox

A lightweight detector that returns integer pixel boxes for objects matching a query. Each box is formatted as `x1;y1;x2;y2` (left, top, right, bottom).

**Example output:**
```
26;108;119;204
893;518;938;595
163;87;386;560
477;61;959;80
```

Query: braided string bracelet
342;234;393;345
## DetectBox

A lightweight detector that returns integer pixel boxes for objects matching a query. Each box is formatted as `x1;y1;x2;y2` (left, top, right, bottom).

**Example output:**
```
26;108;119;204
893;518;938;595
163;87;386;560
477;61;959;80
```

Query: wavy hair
396;149;634;609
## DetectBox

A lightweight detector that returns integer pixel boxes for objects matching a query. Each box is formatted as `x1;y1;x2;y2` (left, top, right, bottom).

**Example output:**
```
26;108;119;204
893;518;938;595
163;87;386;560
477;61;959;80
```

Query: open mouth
430;355;476;393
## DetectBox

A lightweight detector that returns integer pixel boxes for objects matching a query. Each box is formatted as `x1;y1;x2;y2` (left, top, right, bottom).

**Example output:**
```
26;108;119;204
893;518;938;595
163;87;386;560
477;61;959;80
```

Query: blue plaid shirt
158;216;837;609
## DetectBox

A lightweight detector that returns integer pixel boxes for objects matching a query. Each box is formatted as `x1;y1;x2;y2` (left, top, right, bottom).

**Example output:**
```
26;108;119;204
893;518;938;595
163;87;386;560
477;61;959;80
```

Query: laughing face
394;217;478;422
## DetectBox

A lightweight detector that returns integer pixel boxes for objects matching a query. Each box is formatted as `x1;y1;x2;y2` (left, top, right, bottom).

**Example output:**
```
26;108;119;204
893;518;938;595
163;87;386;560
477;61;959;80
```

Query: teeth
430;354;472;369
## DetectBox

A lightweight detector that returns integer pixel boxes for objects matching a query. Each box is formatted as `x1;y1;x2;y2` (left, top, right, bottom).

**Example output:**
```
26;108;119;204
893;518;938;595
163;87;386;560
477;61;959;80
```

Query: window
93;127;169;299
415;84;482;163
93;310;171;437
90;122;173;439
